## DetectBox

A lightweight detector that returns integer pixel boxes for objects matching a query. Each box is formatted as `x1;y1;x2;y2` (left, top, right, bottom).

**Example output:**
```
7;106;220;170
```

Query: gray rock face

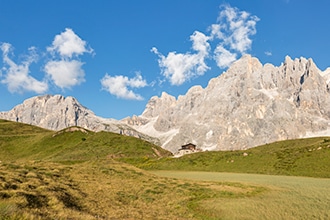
0;94;159;145
125;55;330;153
1;95;97;130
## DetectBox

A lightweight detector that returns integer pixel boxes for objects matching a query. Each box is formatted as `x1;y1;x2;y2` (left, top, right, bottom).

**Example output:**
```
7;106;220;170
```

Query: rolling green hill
2;118;329;179
0;119;171;163
136;137;330;178
0;119;266;219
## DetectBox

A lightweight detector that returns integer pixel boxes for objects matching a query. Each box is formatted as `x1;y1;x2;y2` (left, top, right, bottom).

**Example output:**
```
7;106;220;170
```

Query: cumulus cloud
47;28;93;58
0;28;93;94
152;31;210;86
0;43;48;93
45;28;93;89
44;60;85;89
211;4;259;68
152;4;259;85
214;45;237;69
100;72;147;100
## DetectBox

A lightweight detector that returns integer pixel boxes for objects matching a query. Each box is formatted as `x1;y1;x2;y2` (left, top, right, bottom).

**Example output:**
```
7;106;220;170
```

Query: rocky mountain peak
0;94;94;130
0;94;160;145
141;92;177;118
125;55;330;153
321;67;330;84
223;54;263;79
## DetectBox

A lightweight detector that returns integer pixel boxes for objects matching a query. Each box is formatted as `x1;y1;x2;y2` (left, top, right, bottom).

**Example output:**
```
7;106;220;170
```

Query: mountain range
0;94;159;145
1;55;330;153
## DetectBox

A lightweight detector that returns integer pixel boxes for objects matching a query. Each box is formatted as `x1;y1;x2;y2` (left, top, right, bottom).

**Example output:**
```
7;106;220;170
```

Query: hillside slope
0;120;268;219
137;136;330;178
0;119;170;162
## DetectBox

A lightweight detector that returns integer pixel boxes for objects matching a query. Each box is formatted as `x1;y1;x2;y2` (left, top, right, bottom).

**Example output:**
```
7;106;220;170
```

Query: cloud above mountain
0;4;259;101
45;28;93;89
151;31;210;86
211;4;259;68
0;28;93;93
0;43;48;93
44;60;85;89
100;72;147;100
47;28;93;58
152;4;259;85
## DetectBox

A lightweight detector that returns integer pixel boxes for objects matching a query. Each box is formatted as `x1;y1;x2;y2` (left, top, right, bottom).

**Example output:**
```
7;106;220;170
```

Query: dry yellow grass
0;160;266;219
153;171;330;219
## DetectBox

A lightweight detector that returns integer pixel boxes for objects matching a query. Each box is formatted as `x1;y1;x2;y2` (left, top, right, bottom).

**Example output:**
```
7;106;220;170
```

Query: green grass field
152;171;330;219
1;119;330;219
135;137;330;178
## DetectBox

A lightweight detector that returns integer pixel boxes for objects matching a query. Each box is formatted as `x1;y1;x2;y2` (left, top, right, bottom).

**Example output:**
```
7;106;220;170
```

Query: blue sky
1;0;329;119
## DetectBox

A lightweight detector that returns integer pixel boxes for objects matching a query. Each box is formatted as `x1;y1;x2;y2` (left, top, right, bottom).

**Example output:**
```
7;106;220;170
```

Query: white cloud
44;28;93;89
210;4;259;68
214;45;237;69
44;60;85;89
191;31;210;56
0;28;93;94
47;28;93;58
152;4;259;83
0;43;48;94
1;43;11;55
209;24;224;40
100;72;147;100
152;31;210;86
265;51;272;56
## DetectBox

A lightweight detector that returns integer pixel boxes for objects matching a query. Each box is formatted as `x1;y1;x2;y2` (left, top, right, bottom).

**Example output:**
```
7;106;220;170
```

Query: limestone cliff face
0;95;96;130
125;55;330;153
0;94;159;145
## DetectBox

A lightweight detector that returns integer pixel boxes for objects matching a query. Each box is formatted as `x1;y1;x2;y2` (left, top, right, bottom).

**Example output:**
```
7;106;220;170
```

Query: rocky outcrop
124;55;330;153
0;94;159;145
1;95;100;130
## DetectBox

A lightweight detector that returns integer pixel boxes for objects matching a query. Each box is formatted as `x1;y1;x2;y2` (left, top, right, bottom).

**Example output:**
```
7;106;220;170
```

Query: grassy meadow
135;137;330;178
0;120;265;219
1;119;330;219
2;159;257;219
152;171;330;219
